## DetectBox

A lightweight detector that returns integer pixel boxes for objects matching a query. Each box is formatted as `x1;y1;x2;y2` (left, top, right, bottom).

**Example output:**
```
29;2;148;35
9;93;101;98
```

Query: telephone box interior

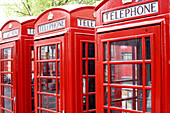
34;5;96;113
0;19;35;113
95;0;170;113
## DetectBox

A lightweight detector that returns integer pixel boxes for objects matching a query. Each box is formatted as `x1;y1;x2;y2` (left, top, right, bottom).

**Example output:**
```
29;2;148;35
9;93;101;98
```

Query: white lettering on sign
103;1;158;23
27;28;35;35
38;19;65;33
3;29;18;38
77;18;95;28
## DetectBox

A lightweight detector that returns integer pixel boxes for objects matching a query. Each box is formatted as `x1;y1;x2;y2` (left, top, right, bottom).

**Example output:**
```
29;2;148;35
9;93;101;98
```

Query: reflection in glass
110;39;142;61
103;42;107;61
57;79;60;94
146;90;151;112
89;94;95;110
110;64;115;83
110;87;115;106
41;45;56;60
146;64;151;86
88;60;95;75
110;42;114;60
3;86;11;97
136;0;144;2
104;65;108;83
110;64;143;85
83;60;86;75
37;47;39;60
83;96;86;111
57;44;60;59
32;73;34;84
4;98;11;110
88;43;95;58
82;42;86;58
31;61;34;71
1;61;12;72
31;46;34;59
58;62;60;77
104;87;108;105
83;78;86;94
104;109;108;113
110;87;143;111
145;38;151;60
41;79;56;94
88;77;95;92
41;95;56;111
2;48;11;59
2;74;12;84
40;62;56;76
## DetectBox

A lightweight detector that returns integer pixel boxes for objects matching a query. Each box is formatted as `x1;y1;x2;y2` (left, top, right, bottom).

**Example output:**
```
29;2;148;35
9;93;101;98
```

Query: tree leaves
4;0;101;17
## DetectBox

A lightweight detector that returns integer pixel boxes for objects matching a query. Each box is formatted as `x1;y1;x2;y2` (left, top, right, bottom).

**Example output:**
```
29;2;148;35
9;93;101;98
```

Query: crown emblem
48;12;53;20
9;23;12;29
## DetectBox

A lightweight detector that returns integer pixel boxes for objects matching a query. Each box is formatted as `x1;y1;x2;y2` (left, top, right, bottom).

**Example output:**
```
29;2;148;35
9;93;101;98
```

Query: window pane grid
82;42;96;113
103;37;152;113
36;43;61;112
0;47;14;113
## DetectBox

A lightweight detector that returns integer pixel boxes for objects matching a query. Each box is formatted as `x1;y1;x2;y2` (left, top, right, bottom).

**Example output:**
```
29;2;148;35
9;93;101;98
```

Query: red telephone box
95;0;170;113
34;5;96;113
0;19;35;113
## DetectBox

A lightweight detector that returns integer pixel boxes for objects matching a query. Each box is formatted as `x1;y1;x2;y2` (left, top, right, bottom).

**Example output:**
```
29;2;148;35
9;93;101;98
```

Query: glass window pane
82;42;86;58
1;61;12;72
103;42;107;61
104;109;108;113
146;90;151;112
104;65;108;83
32;99;35;111
88;77;95;92
88;60;95;75
31;60;34;71
2;110;11;113
57;79;60;94
32;86;34;98
89;94;95;110
37;78;39;92
2;74;12;84
83;96;86;111
37;47;39;60
2;48;11;59
83;60;86;75
41;79;56;94
88;43;95;58
110;39;142;61
110;110;129;113
110;87;143;111
110;64;143;86
32;73;34;84
110;42;114;60
136;0;144;2
146;64;151;86
41;95;56;111
58;62;60;77
83;78;86;94
37;63;39;76
57;44;60;59
3;98;11;110
110;64;115;83
40;62;56;76
41;45;56;60
145;37;151;60
2;86;11;97
104;87;108;105
31;46;34;59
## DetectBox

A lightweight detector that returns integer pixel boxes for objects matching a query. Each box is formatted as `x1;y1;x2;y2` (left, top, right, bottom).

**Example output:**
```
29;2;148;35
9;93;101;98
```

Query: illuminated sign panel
38;19;65;33
3;29;19;38
77;18;95;28
103;1;158;23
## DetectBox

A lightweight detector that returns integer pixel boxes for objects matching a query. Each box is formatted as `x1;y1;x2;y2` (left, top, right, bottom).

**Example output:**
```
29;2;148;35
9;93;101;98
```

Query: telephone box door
97;25;161;113
34;36;64;113
0;42;16;113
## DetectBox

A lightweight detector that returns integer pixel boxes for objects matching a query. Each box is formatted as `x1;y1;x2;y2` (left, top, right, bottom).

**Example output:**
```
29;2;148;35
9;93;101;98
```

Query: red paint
95;0;170;113
34;5;95;113
0;19;35;113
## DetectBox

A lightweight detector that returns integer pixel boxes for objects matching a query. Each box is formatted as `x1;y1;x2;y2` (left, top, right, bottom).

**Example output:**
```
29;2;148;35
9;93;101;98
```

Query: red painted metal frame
34;5;95;113
0;19;35;113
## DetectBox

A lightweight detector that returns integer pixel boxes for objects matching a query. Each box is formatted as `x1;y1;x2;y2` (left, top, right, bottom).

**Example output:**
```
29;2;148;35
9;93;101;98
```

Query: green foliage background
4;0;101;17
